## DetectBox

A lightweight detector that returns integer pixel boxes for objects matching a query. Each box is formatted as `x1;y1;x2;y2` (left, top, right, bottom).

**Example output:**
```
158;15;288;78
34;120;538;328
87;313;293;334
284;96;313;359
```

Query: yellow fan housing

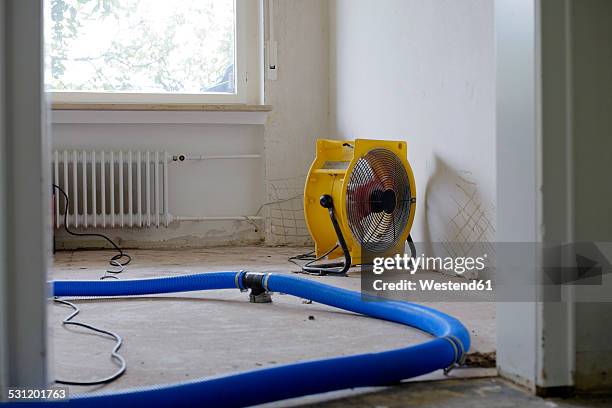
304;139;416;265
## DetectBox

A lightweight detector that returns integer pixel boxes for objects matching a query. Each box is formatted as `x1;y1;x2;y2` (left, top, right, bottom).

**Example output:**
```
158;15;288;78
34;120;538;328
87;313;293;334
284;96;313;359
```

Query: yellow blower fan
302;139;417;276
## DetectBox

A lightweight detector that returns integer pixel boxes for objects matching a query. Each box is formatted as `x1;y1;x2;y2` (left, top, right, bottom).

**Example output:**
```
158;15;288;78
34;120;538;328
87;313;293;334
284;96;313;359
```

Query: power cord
288;245;342;273
52;184;131;280
287;250;316;267
52;184;129;386
54;298;126;386
289;235;418;275
288;250;316;269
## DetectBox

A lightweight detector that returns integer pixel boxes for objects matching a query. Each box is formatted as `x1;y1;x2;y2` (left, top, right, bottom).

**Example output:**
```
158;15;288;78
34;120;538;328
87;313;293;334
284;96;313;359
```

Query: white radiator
52;150;169;228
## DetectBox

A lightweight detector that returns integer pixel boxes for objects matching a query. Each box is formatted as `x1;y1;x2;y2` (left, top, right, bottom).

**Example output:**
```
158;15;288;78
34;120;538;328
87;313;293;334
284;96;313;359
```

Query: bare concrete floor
297;377;612;408
51;246;497;405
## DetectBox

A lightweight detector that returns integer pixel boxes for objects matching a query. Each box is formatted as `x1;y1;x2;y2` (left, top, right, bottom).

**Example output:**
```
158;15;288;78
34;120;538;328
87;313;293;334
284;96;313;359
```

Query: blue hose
35;272;469;407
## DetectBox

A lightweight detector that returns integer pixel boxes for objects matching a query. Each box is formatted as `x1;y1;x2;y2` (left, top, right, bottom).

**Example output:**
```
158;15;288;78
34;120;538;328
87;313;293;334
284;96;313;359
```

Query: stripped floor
51;246;497;404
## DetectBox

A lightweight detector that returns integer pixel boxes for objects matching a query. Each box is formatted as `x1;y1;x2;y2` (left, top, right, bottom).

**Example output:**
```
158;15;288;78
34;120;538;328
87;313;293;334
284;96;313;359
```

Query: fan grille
346;148;412;254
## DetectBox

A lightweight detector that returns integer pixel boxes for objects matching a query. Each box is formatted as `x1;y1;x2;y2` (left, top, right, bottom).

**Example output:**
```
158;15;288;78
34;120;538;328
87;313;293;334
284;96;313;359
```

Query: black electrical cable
289;235;418;274
53;184;131;279
52;184;129;385
54;298;126;386
287;250;316;267
290;196;352;276
288;245;341;271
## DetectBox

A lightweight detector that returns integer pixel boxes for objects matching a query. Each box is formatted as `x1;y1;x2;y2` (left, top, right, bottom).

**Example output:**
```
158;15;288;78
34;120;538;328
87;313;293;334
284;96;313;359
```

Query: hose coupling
443;335;467;375
241;272;272;303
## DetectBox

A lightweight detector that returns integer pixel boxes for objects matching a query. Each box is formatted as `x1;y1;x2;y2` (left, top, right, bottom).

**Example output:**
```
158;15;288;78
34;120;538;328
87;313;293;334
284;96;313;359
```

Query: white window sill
50;104;272;125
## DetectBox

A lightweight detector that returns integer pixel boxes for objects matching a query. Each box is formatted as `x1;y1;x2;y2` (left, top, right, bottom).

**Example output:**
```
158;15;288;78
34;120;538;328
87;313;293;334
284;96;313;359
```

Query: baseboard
54;219;264;249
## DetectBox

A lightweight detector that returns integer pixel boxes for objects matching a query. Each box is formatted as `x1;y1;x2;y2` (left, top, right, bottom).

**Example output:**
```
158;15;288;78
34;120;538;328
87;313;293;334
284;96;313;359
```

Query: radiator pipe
170;215;263;222
172;154;261;162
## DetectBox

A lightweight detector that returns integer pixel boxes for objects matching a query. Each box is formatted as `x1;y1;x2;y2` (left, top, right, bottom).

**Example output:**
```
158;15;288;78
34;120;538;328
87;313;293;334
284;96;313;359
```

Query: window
45;0;255;103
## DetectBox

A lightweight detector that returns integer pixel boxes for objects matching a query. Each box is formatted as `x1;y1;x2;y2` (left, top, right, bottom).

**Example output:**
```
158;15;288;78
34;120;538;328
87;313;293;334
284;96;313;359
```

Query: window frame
47;0;253;104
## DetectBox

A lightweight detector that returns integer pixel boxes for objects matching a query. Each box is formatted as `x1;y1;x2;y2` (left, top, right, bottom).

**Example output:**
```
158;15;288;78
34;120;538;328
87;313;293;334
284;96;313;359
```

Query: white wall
52;120;265;248
263;0;329;246
329;0;495;260
495;0;540;390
